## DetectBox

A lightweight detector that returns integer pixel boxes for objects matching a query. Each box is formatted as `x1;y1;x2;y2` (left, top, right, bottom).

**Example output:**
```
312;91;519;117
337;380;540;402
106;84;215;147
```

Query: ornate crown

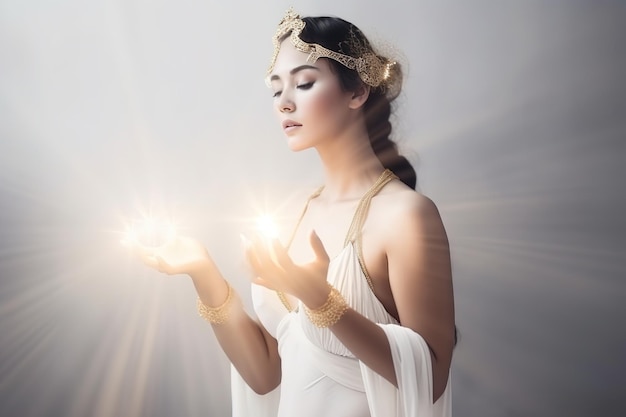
266;8;398;93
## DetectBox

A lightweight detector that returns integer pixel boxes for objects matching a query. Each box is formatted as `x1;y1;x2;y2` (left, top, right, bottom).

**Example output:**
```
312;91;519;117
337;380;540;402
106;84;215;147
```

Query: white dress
231;171;452;417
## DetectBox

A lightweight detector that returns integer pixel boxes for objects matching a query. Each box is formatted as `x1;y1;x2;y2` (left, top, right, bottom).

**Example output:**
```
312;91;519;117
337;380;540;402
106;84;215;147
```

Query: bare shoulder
373;180;448;247
375;181;443;225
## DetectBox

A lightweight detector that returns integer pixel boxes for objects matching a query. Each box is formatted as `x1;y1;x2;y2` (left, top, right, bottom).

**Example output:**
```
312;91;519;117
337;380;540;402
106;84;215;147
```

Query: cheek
302;89;345;120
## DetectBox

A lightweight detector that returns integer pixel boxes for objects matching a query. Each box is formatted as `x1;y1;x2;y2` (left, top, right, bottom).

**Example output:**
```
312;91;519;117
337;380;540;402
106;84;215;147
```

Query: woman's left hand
244;230;330;306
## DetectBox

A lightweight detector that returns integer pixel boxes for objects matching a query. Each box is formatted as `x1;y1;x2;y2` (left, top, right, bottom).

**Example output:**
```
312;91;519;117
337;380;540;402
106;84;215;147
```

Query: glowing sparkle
124;216;177;248
256;214;279;239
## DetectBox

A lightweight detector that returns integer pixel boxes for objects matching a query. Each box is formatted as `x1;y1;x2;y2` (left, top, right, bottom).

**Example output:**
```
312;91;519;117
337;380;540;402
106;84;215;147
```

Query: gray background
1;0;624;416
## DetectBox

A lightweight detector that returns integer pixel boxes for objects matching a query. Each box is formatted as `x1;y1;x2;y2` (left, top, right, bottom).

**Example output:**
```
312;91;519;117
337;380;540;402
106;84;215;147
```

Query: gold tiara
266;8;397;90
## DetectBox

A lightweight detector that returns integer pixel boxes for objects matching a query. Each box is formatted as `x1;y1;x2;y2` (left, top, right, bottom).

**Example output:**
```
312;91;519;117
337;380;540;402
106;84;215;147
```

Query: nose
277;92;295;113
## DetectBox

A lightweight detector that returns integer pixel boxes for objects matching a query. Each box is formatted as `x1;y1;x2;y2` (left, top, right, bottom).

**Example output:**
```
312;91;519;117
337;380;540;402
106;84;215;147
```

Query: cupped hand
123;235;213;277
243;230;330;303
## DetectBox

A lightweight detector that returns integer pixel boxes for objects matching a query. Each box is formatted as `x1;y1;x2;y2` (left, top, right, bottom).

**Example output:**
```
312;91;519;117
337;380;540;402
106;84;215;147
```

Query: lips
282;119;302;131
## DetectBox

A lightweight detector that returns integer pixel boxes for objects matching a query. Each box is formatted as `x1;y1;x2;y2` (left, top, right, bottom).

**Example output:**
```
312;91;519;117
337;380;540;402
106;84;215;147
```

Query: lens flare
255;214;279;240
124;216;177;248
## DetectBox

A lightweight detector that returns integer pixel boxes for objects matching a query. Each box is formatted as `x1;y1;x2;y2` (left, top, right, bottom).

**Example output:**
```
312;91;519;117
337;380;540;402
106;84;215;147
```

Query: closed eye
272;81;314;98
297;82;314;90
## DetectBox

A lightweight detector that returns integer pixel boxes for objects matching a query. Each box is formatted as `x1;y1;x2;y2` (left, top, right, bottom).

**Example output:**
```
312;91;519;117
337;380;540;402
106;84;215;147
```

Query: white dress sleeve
360;324;452;417
230;283;287;417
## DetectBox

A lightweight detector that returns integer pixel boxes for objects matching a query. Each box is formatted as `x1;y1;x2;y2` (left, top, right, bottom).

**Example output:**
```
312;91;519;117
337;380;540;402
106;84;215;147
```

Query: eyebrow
269;65;320;82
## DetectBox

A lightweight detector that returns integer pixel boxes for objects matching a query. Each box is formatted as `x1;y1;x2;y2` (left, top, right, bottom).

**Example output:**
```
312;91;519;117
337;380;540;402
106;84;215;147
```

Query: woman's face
268;39;355;151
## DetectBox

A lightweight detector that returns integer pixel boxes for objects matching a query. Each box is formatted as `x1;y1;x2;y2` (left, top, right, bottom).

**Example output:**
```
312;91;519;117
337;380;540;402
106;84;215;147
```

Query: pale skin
127;39;455;402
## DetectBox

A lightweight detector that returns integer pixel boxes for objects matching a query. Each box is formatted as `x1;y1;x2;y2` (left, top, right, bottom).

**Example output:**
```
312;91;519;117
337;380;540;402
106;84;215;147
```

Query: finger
123;237;180;275
243;237;264;275
309;230;330;263
252;276;276;290
155;256;175;275
139;254;160;269
270;239;293;268
132;243;158;259
250;234;273;265
135;249;171;274
249;235;286;281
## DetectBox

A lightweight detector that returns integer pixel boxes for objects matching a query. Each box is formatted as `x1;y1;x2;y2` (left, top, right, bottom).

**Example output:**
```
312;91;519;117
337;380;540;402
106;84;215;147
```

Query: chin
286;136;315;152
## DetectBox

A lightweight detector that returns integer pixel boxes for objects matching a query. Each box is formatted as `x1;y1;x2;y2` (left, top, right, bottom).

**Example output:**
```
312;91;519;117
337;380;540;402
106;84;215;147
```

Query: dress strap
285;185;324;251
276;170;396;310
343;169;397;291
276;185;324;312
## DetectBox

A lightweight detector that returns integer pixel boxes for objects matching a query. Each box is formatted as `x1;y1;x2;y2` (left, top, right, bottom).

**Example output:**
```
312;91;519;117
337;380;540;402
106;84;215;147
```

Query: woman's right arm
190;261;281;395
128;235;281;395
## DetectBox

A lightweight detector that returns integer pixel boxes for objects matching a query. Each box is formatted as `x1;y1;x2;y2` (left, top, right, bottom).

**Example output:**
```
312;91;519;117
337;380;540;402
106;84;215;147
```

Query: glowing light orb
124;216;177;248
256;214;279;240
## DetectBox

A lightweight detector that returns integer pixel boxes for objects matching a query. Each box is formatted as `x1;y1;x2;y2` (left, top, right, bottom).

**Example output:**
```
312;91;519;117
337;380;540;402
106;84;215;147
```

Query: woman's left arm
320;193;455;402
245;193;455;402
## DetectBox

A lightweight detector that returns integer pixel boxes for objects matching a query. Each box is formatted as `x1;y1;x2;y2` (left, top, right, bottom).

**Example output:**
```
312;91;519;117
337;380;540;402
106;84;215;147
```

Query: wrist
303;282;348;328
197;281;234;325
188;257;220;282
300;280;332;310
189;260;230;306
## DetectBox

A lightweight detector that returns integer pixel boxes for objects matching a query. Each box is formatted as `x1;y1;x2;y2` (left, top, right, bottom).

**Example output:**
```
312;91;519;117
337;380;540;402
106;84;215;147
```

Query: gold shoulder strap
343;169;397;291
277;185;324;312
276;170;396;310
285;185;324;250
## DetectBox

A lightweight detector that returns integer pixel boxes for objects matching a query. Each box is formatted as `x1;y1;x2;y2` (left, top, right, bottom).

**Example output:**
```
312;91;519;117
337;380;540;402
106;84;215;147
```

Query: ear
348;83;370;110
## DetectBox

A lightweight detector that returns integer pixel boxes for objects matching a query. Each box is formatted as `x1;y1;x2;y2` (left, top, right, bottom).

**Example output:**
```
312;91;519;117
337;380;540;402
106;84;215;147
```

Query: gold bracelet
304;283;348;328
197;281;233;325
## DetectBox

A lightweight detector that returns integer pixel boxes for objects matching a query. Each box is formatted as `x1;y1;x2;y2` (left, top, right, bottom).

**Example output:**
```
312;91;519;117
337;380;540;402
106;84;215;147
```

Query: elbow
246;369;281;395
248;378;280;396
432;375;449;403
431;355;452;403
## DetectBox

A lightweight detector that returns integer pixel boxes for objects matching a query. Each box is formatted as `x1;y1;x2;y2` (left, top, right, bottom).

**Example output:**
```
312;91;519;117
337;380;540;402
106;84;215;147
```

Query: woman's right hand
123;235;214;277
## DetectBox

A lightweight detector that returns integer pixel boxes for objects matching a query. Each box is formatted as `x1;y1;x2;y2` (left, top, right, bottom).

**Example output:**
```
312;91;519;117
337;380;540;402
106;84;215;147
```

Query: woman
130;9;455;417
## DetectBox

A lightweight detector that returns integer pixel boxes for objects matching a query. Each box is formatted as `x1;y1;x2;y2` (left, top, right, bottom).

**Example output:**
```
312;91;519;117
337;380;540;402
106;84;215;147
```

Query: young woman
130;9;455;417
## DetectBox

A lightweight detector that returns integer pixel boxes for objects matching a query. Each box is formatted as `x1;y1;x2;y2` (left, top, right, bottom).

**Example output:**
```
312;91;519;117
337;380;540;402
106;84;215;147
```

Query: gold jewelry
267;8;397;91
278;170;396;311
344;169;397;291
276;185;325;312
197;282;233;325
276;291;294;313
304;283;349;328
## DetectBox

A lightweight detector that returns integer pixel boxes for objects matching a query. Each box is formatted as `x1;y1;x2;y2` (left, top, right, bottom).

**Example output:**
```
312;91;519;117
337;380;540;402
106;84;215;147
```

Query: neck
315;125;386;203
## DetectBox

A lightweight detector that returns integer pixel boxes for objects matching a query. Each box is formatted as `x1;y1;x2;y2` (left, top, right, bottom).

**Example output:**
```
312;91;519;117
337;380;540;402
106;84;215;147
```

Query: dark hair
300;16;417;190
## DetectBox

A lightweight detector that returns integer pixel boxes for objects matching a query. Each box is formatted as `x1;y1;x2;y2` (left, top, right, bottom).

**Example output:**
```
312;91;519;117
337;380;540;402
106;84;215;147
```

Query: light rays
0;2;624;417
87;277;162;417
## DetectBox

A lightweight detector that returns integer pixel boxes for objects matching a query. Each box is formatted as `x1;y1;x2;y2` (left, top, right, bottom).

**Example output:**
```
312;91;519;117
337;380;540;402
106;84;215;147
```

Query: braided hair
300;16;417;190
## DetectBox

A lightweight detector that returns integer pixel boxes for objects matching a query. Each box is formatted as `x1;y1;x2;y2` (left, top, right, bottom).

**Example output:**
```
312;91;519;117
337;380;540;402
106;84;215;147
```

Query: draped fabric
230;242;451;417
361;325;452;417
231;173;451;416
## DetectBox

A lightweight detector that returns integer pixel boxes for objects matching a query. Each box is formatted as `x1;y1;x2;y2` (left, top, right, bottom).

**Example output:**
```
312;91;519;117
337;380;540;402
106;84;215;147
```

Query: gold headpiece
266;8;398;92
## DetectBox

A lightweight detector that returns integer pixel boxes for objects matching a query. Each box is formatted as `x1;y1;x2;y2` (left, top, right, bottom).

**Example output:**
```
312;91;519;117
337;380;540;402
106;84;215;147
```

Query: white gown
231;172;452;417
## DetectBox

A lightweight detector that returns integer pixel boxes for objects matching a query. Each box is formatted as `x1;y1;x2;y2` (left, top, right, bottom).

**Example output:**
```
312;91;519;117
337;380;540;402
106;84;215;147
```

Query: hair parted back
298;16;417;190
